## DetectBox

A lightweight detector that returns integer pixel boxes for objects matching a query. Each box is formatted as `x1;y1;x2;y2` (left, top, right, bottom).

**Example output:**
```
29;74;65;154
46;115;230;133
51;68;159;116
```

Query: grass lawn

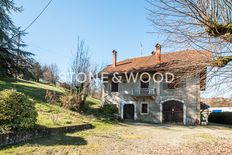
0;78;119;154
0;78;91;128
0;120;116;155
0;78;65;102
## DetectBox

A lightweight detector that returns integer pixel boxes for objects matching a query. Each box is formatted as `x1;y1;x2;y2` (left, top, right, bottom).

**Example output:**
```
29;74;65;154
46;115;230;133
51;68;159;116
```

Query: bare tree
147;0;231;42
147;0;232;96
71;37;91;106
147;0;232;61
72;37;90;86
50;64;59;84
42;64;59;84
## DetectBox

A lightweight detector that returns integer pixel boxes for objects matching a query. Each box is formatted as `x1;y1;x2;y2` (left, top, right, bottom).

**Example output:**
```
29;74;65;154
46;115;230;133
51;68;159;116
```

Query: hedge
208;112;232;125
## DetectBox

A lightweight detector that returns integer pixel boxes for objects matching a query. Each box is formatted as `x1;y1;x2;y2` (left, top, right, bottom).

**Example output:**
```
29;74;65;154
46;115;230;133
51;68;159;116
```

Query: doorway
123;104;135;120
163;100;183;123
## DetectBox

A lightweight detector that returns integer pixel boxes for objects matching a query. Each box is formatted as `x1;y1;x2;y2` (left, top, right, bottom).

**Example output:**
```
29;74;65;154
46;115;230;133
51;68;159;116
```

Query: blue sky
12;0;165;73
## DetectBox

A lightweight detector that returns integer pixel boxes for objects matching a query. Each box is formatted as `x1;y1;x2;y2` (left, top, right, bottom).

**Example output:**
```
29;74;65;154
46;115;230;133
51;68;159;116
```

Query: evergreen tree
0;0;34;77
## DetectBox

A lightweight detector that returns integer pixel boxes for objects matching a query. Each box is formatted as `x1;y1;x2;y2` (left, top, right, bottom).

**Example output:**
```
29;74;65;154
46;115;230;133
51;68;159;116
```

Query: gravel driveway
2;122;232;155
79;122;232;155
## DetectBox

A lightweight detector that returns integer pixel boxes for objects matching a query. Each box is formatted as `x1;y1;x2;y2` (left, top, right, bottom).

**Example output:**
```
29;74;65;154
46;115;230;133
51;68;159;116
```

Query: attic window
111;81;118;92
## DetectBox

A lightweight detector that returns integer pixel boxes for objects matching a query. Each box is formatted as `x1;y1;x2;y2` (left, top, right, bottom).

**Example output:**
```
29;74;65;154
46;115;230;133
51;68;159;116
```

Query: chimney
155;43;161;64
112;50;117;67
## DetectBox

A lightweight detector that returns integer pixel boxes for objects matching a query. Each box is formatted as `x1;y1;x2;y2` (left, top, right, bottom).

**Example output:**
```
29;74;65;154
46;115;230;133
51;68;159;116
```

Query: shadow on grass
0;78;63;102
0;124;94;150
27;134;87;146
1;134;87;151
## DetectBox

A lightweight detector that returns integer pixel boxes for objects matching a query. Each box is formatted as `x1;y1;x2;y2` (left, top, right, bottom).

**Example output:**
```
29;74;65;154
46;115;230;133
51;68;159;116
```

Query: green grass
0;120;118;155
86;97;101;106
0;78;91;128
0;78;65;102
36;103;90;127
0;78;119;154
0;117;117;155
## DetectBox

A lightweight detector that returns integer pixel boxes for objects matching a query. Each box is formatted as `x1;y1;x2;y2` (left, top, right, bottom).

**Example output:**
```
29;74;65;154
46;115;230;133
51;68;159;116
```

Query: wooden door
123;104;135;120
163;100;183;123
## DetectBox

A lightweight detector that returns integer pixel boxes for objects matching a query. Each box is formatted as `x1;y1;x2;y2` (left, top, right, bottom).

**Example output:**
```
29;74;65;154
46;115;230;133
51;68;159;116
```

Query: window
141;103;149;114
111;81;118;92
140;78;149;95
140;78;149;88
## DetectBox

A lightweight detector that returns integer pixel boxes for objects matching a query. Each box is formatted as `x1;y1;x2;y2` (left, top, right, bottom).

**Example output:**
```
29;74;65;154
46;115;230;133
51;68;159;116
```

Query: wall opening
162;100;183;123
123;104;135;120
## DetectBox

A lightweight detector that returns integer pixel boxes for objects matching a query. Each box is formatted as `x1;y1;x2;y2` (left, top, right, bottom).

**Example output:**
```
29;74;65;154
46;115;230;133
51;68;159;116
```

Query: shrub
45;90;59;104
208;112;232;125
60;93;81;110
0;89;38;132
80;99;118;122
99;104;119;121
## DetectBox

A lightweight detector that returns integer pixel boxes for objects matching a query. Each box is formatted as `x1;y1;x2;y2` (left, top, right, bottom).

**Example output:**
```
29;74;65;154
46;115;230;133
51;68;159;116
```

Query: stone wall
0;124;93;147
103;74;201;125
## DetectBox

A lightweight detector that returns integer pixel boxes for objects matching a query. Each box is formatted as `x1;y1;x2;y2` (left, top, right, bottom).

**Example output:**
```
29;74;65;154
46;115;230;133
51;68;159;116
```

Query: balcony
123;88;156;97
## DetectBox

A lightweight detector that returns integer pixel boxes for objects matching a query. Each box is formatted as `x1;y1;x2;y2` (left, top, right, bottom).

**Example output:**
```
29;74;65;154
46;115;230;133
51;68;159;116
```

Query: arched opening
123;104;135;120
163;100;183;123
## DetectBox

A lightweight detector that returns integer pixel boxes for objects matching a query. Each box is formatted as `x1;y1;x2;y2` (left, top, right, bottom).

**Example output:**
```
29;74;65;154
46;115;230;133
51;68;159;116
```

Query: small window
141;103;149;114
111;81;118;92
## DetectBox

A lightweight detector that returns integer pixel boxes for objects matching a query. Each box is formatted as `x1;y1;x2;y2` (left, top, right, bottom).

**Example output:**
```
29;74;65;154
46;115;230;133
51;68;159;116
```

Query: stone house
100;44;212;125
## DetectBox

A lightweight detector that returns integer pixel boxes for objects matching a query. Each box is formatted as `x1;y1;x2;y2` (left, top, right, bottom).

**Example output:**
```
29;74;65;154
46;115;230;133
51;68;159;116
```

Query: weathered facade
100;44;212;125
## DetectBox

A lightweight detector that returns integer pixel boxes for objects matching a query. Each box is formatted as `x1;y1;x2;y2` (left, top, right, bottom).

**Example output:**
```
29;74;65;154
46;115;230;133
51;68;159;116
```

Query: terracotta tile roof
201;98;232;107
101;50;212;74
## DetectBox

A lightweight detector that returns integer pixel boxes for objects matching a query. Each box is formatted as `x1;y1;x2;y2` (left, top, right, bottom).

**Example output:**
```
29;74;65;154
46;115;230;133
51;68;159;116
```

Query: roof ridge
116;50;210;64
116;55;151;64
